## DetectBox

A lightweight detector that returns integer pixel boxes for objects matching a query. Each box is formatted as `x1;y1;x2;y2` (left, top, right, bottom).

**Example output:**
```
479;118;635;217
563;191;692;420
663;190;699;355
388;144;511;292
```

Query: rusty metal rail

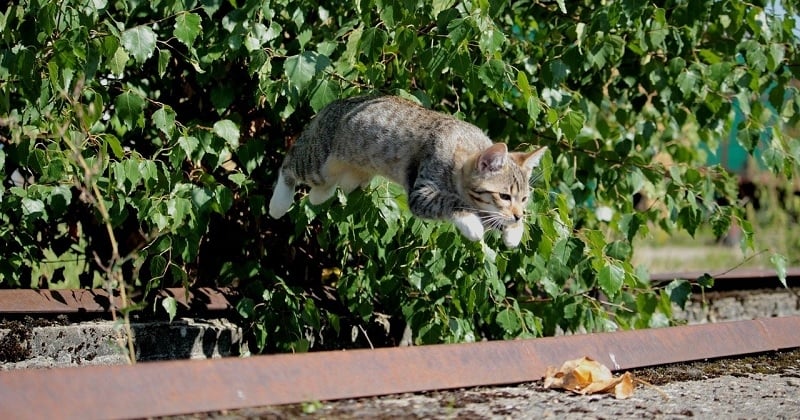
0;268;792;316
650;267;800;290
0;287;233;315
1;316;799;420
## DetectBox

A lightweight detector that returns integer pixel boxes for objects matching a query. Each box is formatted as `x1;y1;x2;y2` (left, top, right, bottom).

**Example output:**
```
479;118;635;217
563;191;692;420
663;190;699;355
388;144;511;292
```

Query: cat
268;95;547;248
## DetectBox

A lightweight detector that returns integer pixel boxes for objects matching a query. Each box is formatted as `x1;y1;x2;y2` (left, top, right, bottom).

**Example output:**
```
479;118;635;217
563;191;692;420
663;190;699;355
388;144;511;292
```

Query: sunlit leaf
770;253;789;288
121;25;157;63
174;12;202;48
152;105;176;136
161;296;177;322
213;119;240;148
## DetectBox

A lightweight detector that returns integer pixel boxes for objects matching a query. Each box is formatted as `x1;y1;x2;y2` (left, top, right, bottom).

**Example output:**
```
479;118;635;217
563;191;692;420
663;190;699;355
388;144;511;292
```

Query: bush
1;0;798;352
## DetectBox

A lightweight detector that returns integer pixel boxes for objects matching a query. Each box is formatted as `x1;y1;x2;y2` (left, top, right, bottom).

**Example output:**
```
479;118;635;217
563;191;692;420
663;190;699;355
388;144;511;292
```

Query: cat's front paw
269;172;295;218
269;194;293;218
502;223;524;248
452;213;485;242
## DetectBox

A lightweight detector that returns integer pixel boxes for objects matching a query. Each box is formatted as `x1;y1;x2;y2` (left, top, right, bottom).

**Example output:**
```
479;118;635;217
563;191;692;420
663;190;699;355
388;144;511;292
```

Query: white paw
308;185;337;205
453;213;485;242
502;223;524;248
269;172;295;218
269;193;293;219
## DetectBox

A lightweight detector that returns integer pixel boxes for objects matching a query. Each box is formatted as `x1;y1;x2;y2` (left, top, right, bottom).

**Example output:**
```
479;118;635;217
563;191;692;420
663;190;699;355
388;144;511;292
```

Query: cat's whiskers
529;171;544;187
477;210;515;230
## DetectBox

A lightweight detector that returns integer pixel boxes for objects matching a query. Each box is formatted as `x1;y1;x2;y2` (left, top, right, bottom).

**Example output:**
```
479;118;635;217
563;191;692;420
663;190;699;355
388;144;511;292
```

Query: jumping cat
268;95;547;248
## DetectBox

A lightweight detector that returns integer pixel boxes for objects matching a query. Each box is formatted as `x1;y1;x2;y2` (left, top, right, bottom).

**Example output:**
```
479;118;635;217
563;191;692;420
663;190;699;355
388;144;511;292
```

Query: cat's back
335;96;488;156
293;95;491;188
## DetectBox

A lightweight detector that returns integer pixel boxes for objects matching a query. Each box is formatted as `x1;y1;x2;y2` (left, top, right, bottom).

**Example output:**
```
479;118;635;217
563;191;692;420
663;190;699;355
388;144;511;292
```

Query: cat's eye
521;196;528;203
499;193;512;201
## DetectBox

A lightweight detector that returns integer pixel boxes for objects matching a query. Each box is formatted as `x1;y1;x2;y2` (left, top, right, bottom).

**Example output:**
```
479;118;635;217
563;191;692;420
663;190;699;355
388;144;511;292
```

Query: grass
633;201;800;274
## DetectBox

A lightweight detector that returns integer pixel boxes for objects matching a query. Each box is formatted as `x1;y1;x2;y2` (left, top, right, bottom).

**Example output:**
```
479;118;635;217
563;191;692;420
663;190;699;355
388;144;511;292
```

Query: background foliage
1;0;798;352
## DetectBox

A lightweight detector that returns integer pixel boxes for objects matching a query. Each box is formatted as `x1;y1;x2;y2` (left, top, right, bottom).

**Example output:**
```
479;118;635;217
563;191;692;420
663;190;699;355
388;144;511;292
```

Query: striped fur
268;95;547;247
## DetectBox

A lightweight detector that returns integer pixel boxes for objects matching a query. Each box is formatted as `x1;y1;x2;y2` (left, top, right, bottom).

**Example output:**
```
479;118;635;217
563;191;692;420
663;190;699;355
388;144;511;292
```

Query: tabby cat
268;95;547;248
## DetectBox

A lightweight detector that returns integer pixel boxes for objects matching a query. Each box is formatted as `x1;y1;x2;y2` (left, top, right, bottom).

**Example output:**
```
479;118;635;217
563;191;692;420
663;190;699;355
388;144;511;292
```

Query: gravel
170;357;800;419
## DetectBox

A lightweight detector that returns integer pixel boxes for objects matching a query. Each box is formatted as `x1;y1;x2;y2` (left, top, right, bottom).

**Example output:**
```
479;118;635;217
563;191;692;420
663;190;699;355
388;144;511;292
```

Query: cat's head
462;143;547;228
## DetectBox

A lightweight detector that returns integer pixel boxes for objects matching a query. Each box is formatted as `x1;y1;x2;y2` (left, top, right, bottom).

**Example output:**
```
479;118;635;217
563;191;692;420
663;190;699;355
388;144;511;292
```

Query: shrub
1;0;798;352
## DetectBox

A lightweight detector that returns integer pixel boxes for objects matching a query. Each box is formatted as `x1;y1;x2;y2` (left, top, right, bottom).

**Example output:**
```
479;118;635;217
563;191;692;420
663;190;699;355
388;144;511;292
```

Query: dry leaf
543;356;635;399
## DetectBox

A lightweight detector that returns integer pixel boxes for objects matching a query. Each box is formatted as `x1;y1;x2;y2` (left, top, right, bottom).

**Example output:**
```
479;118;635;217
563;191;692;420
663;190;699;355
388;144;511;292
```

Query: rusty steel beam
1;316;799;420
2;267;795;316
650;267;800;289
0;287;233;314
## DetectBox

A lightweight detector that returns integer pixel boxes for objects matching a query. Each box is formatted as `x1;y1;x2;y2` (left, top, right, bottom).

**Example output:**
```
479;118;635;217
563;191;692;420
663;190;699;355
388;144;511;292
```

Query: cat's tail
268;167;297;218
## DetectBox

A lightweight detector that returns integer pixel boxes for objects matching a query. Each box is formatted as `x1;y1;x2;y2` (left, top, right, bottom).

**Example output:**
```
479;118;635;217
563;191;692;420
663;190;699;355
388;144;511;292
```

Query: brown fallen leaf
543;356;635;399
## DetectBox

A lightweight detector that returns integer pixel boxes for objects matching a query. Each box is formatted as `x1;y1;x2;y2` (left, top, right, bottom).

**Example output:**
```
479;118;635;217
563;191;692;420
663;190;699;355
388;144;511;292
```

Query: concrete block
1;318;243;370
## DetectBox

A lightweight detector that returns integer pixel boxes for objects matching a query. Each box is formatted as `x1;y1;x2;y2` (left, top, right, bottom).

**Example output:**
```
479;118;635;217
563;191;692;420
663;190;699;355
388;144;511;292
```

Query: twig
633;377;670;401
358;324;375;350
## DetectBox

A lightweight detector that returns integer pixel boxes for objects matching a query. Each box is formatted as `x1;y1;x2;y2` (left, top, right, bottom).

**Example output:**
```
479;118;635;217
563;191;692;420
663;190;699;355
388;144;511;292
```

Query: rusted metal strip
650;267;800;289
1;316;799;420
0;287;233;314
2;267;795;315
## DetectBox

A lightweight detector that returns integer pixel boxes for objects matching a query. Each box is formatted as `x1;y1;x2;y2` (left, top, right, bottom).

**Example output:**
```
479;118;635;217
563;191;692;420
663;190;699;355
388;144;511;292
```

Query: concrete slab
0;318;243;369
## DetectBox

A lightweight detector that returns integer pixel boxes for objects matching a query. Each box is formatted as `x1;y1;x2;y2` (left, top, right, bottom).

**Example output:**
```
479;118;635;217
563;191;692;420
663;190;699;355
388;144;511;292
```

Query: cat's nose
513;214;522;222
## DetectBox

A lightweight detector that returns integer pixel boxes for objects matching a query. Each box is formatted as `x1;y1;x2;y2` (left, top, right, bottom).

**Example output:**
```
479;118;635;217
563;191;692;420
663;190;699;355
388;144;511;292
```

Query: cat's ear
477;143;508;172
511;146;548;173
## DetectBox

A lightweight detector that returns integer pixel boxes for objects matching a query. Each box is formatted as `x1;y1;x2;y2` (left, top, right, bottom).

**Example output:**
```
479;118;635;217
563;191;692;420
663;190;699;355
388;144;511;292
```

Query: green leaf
544;59;568;85
284;51;330;91
109;46;128;76
104;134;124;159
477;59;506;88
158;49;171;77
555;0;566;13
767;43;785;72
559;110;585;140
161;296;177;322
496;308;520;333
152;106;176;136
114;91;145;130
228;172;247;186
479;28;505;55
770;253;788;288
598;263;624;298
526;96;541;122
236;297;255;319
745;44;767;73
21;198;45;216
739;219;755;252
174;12;202;49
178;136;200;160
121;25;157;63
676;70;699;97
649;8;668;48
517;70;531;98
213;120;240;148
310;79;339;112
666;279;692;310
678;206;701;237
697;273;714;288
605;241;632;261
359;27;388;61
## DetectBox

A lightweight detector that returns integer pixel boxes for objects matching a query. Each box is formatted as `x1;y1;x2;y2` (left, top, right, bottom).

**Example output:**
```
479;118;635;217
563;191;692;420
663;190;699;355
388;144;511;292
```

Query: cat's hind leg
308;184;337;205
338;168;371;194
269;169;296;218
